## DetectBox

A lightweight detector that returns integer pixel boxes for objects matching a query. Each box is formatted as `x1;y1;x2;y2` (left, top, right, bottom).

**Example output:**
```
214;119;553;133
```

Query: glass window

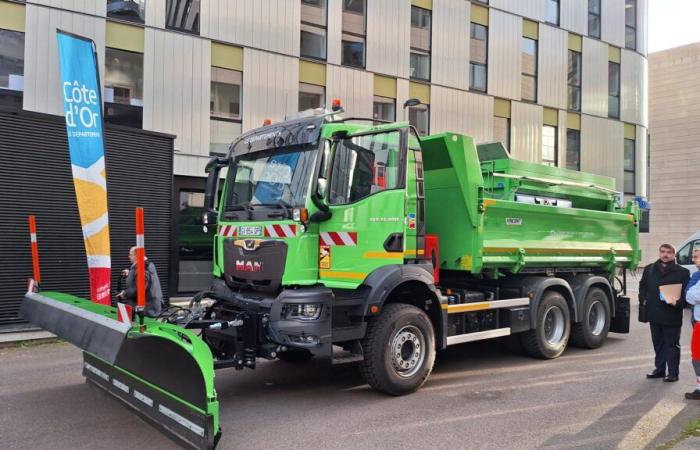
301;0;328;60
299;82;325;111
411;6;431;81
410;52;430;81
677;240;700;266
493;117;510;151
609;62;620;119
211;67;241;120
624;138;635;194
588;0;601;39
470;23;487;91
107;0;145;23
409;105;429;136
568;50;582;111
104;47;143;127
177;189;213;293
166;0;200;34
522;37;537;102
341;0;365;67
542;125;557;166
329;131;402;204
546;0;560;26
373;96;395;122
470;64;487;92
566;129;580;171
625;0;637;50
0;29;24;109
343;0;364;14
342;35;365;68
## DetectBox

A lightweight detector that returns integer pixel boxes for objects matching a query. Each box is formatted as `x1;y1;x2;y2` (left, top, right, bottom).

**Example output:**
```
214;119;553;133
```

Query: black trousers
650;322;682;376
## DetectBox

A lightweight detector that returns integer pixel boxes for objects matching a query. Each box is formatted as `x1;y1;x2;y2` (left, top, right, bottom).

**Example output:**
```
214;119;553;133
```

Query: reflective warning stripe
84;362;109;381
133;389;153;407
159;404;205;437
220;225;238;237
320;231;358;246
264;224;297;238
117;302;132;325
112;378;129;393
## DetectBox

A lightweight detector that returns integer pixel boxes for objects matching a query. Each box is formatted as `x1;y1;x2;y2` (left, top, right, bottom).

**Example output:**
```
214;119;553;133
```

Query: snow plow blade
20;291;221;449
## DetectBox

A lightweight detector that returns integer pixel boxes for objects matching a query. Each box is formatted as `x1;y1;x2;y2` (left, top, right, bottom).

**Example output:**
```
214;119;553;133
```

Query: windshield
223;145;318;215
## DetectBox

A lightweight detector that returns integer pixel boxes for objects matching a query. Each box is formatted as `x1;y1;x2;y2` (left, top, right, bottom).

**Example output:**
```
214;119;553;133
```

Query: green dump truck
21;106;638;449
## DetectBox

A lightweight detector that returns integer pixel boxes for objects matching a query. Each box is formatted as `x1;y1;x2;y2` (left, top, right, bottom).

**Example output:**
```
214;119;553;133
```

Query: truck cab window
329;131;401;204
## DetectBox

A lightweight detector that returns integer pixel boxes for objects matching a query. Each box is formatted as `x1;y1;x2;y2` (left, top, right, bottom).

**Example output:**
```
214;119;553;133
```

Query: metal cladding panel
366;0;411;78
0;110;173;327
580;115;624;192
487;10;522;101
638;0;648;55
327;0;342;65
430;86;493;144
201;0;300;56
621;49;648;127
242;48;299;132
173;153;209;178
538;25;568;110
510;101;543;163
560;0;587;35
23;5;105;116
31;0;106;15
490;0;545;21
326;65;373;119
636;126;647;197
430;0;470;90
602;0;625;48
145;0;166;28
581;37;609;117
143;28;210;156
396;78;410;121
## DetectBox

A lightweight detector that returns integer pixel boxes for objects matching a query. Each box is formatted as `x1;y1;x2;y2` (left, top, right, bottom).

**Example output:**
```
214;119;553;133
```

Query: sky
649;0;700;52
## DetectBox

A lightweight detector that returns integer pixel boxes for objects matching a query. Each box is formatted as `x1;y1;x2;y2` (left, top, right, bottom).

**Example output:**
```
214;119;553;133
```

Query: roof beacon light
263;118;272;126
331;98;342;112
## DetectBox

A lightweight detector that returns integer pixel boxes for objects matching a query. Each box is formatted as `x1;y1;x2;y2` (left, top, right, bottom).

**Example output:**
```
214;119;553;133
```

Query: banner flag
57;30;111;304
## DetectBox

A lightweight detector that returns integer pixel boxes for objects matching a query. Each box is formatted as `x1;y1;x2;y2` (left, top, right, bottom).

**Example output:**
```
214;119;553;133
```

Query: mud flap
610;295;630;333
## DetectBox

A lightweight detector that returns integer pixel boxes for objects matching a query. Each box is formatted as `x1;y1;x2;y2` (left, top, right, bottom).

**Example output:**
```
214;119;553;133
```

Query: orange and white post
135;207;146;329
28;216;41;289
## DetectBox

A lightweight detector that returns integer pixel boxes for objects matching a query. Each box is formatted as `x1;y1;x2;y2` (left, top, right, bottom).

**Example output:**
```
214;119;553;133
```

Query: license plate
238;226;262;237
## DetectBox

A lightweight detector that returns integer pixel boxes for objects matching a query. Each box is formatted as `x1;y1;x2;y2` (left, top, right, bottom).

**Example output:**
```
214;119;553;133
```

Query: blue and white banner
56;30;111;304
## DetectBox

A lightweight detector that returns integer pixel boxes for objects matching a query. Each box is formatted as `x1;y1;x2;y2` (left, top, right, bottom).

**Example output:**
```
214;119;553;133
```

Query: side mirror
317;178;328;199
202;157;228;231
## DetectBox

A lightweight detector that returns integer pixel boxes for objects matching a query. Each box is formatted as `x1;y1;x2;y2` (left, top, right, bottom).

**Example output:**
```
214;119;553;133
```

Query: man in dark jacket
639;243;690;382
116;246;163;318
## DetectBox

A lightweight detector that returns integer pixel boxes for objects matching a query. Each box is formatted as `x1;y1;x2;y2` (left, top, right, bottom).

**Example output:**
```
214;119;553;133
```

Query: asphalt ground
1;300;698;450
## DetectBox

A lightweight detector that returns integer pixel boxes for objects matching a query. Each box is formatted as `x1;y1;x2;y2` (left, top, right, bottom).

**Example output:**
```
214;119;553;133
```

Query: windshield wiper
261;199;293;219
225;201;255;220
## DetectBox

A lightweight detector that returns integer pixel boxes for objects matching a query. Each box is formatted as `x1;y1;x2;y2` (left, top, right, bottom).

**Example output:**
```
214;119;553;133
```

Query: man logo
235;260;263;272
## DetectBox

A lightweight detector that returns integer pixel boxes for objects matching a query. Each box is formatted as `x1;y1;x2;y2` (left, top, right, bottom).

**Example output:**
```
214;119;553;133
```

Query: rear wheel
360;303;436;395
570;287;610;349
522;291;571;359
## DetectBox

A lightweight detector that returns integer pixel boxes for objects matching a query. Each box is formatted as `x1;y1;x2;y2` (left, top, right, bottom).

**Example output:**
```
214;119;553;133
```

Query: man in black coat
639;243;690;382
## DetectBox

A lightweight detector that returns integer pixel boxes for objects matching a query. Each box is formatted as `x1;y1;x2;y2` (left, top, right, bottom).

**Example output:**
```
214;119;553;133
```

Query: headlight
285;303;322;321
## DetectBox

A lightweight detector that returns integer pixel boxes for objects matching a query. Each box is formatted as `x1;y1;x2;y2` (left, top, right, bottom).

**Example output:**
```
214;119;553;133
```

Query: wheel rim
390;325;426;378
587;300;606;336
543;306;565;345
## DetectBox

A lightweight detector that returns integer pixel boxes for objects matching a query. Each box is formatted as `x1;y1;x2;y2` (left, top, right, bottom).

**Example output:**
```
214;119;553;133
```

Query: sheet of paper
660;283;682;305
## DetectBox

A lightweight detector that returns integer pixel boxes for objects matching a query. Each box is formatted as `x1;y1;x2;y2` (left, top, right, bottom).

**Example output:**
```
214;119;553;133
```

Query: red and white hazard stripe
220;225;238;237
117;302;133;326
320;231;358;246
264;224;297;238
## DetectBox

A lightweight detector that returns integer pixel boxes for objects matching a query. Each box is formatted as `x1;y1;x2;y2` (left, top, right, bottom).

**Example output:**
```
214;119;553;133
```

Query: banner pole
28;216;41;285
135;207;146;331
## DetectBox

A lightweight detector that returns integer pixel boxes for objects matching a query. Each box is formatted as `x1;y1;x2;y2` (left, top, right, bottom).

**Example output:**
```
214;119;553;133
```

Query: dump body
422;133;640;276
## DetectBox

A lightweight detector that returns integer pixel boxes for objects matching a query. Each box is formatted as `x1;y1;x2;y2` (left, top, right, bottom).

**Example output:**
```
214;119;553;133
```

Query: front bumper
210;279;333;357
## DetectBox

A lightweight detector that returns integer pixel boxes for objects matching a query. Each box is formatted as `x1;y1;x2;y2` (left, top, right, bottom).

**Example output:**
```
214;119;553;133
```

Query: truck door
319;127;407;286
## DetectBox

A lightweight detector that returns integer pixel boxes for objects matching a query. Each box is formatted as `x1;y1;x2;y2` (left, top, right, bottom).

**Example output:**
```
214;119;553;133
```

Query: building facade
640;42;700;265
0;0;649;295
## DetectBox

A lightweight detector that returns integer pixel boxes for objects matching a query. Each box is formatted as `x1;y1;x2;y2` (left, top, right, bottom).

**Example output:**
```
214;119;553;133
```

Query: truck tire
570;287;610;349
360;303;436;396
277;349;314;363
521;291;571;359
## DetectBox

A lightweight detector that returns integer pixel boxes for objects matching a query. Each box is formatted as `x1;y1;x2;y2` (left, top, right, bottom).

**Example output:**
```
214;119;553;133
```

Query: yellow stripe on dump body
364;251;404;259
319;270;367;280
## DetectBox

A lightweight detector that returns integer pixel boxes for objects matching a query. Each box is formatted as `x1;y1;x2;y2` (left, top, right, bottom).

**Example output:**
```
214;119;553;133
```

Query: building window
493;117;510;151
588;0;601;39
373;96;395;122
409;104;429;136
104;47;143;128
546;0;560;26
210;67;242;155
625;0;637;50
522;37;537;102
568;50;582;112
0;29;24;110
609;61;620;119
566;129;580;171
176;189;212;292
299;82;325;111
624;138;635;194
542;125;557;166
165;0;200;34
410;6;431;81
341;0;366;68
107;0;145;23
300;0;328;61
470;23;488;92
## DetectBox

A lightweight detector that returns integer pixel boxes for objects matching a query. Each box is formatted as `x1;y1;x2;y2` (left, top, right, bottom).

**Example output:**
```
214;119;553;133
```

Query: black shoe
685;390;700;400
646;371;666;379
663;375;679;382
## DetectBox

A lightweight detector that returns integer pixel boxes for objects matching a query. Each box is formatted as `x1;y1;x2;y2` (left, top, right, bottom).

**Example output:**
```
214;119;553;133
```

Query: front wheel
360;303;436;395
521;291;571;359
